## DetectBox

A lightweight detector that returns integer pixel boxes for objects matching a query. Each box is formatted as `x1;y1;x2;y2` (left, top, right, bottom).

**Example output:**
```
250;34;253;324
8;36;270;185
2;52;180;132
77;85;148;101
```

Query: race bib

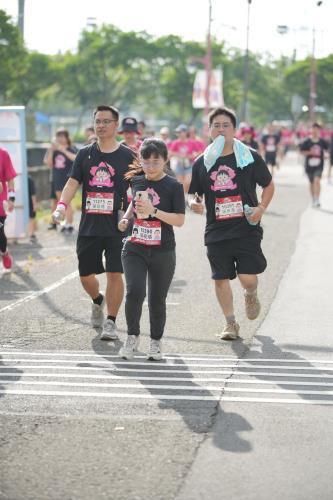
266;144;276;152
308;157;321;167
85;192;114;214
215;195;244;220
131;220;162;246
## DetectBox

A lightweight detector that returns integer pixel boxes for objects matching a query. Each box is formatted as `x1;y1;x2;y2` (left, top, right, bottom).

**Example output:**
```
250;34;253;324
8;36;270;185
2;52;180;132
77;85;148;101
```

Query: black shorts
50;181;57;200
76;235;124;277
265;153;277;166
206;234;267;280
306;168;322;183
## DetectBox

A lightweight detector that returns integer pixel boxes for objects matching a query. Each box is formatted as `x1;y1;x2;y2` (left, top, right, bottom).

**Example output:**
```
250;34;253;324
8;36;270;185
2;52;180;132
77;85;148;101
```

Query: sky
1;0;332;60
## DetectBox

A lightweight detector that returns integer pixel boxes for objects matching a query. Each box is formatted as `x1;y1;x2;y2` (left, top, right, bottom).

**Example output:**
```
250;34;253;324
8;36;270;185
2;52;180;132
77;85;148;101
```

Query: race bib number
131;220;162;246
85;192;114;214
215;195;244;220
308;157;321;167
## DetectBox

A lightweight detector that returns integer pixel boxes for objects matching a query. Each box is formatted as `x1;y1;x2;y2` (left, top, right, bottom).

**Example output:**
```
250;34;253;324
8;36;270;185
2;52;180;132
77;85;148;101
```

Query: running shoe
244;290;261;320
147;339;163;361
119;335;140;359
219;322;240;341
1;252;13;270
100;319;119;340
30;234;38;244
47;223;57;230
90;295;105;328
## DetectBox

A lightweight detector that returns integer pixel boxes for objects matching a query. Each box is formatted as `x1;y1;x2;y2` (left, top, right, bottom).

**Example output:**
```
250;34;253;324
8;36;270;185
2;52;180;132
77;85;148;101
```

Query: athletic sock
107;315;116;323
93;293;104;306
225;314;236;324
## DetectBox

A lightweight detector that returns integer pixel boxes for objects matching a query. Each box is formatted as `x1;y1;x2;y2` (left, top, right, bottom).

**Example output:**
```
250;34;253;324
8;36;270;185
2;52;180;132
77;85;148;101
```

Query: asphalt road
0;153;331;500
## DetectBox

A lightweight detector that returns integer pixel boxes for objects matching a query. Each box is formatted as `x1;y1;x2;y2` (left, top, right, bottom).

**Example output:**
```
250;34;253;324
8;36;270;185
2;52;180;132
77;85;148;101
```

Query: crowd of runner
1;108;333;358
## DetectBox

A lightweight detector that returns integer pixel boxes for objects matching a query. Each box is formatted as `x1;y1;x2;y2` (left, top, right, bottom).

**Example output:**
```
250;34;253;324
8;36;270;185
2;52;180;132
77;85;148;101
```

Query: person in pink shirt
169;124;195;193
188;126;205;161
0;148;17;271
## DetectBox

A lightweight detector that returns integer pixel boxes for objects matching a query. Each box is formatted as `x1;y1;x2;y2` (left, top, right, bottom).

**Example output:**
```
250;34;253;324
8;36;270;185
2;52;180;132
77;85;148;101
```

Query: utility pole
204;0;213;124
18;0;25;38
241;0;252;122
309;1;323;122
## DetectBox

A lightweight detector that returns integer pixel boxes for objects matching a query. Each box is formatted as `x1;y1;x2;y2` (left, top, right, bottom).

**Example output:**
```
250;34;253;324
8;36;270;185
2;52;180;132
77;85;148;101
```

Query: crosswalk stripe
1;358;332;370
1;365;333;378
1;374;333;387
1;351;333;364
1;389;333;405
2;380;333;396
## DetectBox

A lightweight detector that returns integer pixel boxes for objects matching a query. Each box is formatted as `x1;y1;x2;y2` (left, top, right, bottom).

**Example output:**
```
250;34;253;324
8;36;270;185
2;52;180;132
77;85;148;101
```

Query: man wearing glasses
52;105;135;340
188;107;274;341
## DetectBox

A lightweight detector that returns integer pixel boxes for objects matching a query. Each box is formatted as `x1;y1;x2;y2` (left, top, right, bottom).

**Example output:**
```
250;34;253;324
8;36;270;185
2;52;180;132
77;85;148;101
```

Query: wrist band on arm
57;201;67;210
8;191;15;201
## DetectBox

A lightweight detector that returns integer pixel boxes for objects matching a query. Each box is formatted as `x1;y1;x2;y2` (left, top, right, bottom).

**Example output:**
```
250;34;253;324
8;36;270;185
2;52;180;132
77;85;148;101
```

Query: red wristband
57;201;67;209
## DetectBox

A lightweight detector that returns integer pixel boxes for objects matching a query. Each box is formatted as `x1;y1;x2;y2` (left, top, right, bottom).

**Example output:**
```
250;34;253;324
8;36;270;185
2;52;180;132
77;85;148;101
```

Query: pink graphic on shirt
146;187;160;206
89;162;115;187
310;144;321;157
210;165;237;191
210;165;237;192
54;154;66;169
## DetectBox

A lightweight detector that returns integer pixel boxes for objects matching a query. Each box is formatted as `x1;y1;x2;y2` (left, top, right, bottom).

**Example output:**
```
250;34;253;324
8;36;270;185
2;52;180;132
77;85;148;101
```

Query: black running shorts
76;235;124;276
306;168;322;183
206;234;267;280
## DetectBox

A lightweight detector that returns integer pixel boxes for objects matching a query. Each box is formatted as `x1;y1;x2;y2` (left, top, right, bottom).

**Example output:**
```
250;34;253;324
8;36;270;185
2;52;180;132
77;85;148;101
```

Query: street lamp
241;0;252;122
309;1;323;122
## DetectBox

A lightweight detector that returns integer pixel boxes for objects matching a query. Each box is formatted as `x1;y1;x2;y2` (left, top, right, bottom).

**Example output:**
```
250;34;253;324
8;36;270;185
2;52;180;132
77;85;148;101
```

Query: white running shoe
119;335;140;360
147;339;163;361
100;319;119;340
90;295;105;327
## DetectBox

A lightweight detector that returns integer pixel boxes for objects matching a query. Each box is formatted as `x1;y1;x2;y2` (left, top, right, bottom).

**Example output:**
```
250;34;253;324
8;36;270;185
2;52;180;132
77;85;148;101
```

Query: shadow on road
0;354;23;399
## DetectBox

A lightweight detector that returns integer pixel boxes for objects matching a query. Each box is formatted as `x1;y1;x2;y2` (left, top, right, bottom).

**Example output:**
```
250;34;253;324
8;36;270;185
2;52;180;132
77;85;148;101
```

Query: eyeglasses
94;119;117;126
140;161;163;168
211;123;232;129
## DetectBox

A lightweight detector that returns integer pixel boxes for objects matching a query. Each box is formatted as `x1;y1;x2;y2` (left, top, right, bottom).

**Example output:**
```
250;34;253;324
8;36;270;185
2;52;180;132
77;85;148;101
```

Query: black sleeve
69;148;85;183
188;158;204;196
252;154;272;188
172;181;186;214
322;139;329;151
300;139;310;152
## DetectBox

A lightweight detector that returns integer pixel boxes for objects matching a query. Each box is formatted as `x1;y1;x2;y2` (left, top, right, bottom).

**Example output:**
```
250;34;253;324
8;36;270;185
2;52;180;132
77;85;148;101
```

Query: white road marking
0;351;332;364
2;358;332;370
0;270;79;313
1;389;333;405
1;365;333;378
2;380;333;396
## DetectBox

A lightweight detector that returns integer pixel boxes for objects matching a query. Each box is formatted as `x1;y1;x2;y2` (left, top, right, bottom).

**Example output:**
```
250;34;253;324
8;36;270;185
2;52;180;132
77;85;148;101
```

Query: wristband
57;201;67;210
8;191;15;202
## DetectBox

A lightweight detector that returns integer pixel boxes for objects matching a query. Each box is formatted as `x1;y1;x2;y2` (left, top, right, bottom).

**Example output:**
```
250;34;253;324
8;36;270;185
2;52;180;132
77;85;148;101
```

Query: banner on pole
192;69;224;109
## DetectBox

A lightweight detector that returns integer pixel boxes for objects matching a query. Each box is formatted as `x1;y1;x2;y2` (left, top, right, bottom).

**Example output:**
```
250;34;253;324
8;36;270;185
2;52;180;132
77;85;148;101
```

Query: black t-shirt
70;142;134;237
52;147;77;185
129;174;185;251
300;138;328;171
261;134;280;155
189;152;272;245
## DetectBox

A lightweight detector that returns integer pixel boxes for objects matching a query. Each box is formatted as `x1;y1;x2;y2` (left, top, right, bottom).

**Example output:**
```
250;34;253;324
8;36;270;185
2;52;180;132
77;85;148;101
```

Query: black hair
93;105;119;121
140;138;168;161
55;128;72;147
208;107;237;128
312;122;322;129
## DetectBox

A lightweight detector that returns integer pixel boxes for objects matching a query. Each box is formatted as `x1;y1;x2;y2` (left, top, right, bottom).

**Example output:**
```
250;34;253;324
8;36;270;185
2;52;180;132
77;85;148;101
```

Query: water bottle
243;204;258;226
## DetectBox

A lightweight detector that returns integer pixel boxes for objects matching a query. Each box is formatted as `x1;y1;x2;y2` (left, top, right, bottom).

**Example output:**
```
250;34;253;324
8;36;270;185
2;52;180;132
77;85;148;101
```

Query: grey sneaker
90;296;105;327
147;339;163;361
245;291;261;320
119;335;140;359
219;322;240;341
100;319;119;340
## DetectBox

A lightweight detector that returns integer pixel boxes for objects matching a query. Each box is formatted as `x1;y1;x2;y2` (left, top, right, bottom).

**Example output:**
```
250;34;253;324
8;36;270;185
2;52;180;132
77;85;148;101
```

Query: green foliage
1;13;332;127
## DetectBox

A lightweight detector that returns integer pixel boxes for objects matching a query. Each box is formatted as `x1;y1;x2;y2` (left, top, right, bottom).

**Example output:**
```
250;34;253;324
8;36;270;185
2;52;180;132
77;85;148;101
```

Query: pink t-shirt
189;138;205;156
169;139;196;157
0;148;17;216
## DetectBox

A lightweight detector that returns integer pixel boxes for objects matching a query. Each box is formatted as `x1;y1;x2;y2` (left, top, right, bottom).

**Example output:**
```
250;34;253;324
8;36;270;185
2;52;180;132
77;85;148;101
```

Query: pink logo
210;165;237;192
54;154;66;169
89;162;115;187
146;188;160;206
